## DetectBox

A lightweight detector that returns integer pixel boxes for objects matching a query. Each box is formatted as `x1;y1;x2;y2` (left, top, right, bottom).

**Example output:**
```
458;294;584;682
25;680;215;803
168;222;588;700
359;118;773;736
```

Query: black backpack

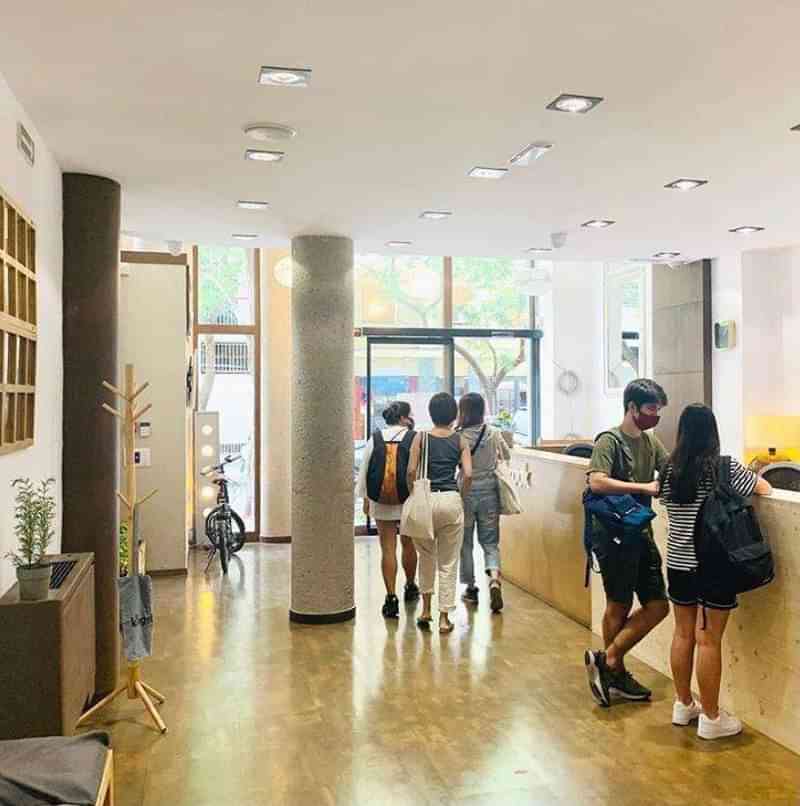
366;429;415;505
693;456;774;596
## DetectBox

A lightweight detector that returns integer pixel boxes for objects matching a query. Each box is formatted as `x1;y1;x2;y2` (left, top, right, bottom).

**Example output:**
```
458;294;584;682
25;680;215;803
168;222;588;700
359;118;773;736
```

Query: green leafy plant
6;478;56;569
494;409;514;431
119;521;130;577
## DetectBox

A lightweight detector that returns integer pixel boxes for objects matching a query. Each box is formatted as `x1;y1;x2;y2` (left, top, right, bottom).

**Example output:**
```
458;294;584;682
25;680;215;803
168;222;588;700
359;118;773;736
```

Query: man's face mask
633;406;660;431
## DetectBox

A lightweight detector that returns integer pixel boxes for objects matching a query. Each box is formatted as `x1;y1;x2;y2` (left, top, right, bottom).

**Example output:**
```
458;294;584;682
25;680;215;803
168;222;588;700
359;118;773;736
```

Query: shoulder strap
418;432;429;481
470;425;488;456
594;429;631;481
372;429;384;447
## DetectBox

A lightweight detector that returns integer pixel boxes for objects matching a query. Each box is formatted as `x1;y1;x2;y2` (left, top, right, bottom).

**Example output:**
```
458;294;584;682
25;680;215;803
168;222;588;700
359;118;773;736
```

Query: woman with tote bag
404;393;472;634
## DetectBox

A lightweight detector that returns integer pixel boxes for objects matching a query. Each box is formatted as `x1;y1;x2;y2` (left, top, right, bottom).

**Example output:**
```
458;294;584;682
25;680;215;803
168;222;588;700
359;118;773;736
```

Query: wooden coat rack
77;364;167;734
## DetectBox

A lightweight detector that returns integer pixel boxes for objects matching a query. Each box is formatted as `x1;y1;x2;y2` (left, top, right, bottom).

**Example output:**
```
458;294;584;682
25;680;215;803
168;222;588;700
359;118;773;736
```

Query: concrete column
260;249;292;541
290;236;355;623
61;174;120;694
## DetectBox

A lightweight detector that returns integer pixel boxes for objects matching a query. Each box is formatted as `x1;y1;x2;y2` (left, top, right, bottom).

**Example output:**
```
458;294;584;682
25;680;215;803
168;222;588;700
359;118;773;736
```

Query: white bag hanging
401;432;435;541
496;460;523;516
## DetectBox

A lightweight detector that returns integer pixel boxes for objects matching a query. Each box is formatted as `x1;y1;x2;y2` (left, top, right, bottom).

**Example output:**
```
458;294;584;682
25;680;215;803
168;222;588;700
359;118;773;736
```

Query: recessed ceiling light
258;66;311;87
468;166;508;179
420;210;452;220
653;251;681;259
245;149;285;162
237;200;270;210
244;123;297;142
729;225;765;234
791;124;800;131
547;93;604;114
525;247;553;253
582;219;615;229
665;178;708;191
510;142;553;167
232;233;259;241
385;241;412;248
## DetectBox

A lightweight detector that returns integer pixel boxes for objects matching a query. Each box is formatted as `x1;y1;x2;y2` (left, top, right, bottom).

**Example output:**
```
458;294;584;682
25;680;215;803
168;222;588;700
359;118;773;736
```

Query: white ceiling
3;0;800;260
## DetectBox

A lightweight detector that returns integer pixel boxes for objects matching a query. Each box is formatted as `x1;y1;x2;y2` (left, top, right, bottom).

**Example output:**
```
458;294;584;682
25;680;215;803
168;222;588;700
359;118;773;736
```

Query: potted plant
6;478;56;601
494;409;515;448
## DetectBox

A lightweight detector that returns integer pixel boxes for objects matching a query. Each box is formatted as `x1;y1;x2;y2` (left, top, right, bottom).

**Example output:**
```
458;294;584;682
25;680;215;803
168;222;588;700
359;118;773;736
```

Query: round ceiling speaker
244;123;297;142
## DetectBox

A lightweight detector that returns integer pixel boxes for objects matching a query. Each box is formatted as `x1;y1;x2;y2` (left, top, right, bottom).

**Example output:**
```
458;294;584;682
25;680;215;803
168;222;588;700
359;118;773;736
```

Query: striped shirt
660;459;758;571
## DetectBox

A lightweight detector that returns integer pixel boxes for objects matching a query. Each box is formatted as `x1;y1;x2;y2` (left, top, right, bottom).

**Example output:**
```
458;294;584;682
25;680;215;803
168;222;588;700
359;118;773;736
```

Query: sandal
416;616;432;630
439;618;455;634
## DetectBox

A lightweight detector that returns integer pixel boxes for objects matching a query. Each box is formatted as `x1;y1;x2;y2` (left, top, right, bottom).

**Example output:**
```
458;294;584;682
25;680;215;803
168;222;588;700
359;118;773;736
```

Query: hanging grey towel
0;731;110;806
118;573;154;661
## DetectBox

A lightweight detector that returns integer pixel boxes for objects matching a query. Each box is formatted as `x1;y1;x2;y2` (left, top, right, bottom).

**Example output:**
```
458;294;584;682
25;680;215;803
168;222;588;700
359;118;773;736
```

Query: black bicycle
202;454;247;574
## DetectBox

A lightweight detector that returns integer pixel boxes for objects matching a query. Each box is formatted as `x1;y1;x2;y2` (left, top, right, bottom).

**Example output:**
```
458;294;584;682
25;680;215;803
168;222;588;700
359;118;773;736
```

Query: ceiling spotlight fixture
245;149;285;162
385;241;413;248
258;66;312;87
526;247;553;253
237;200;270;210
582;219;615;229
468;166;508;179
420;210;452;220
665;178;708;191
653;251;682;260
243;123;297;142
510;142;553;167
791;124;800;131
547;93;604;114
232;233;259;241
729;225;765;234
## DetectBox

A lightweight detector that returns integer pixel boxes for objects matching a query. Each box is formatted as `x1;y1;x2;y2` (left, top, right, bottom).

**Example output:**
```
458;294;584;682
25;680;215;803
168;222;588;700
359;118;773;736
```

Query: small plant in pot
494;409;515;448
6;478;56;601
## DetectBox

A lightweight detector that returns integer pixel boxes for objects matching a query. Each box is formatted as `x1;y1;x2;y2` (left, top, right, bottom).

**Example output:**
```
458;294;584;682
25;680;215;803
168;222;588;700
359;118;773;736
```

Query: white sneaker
672;699;702;726
698;710;743;740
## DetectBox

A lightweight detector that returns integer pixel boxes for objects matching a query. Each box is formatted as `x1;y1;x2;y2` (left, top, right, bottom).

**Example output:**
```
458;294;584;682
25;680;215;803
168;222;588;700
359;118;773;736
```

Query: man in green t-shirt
584;379;670;708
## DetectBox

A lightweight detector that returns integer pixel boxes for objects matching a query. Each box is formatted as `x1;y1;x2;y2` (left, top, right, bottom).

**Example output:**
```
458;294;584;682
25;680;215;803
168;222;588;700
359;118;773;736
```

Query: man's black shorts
667;568;738;610
590;520;667;608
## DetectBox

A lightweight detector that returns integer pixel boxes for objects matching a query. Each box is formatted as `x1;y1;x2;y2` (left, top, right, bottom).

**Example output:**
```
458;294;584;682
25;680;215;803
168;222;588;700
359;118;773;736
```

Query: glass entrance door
354;337;454;532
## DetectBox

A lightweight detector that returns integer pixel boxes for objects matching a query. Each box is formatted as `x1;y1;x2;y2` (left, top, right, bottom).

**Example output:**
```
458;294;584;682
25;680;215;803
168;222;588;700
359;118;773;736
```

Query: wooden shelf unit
0;189;36;455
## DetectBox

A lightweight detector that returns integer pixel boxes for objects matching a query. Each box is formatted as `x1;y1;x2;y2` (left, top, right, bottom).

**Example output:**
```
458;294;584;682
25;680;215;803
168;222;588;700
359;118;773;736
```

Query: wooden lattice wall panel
0;190;36;455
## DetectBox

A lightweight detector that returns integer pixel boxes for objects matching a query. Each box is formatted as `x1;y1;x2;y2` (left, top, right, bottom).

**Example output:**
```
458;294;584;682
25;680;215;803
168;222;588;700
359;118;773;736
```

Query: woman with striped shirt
660;404;772;740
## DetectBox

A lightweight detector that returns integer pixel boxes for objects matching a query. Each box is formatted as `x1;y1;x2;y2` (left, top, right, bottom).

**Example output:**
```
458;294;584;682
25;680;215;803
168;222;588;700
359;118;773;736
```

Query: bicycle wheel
205;507;225;549
218;530;229;574
228;511;246;554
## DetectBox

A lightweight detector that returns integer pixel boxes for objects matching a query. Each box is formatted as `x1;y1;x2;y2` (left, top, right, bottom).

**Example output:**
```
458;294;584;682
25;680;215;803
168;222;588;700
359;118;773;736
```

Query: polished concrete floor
91;541;800;806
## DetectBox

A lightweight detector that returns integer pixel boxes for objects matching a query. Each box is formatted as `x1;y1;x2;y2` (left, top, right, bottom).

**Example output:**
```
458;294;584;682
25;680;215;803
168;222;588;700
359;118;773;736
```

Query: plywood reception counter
505;447;800;755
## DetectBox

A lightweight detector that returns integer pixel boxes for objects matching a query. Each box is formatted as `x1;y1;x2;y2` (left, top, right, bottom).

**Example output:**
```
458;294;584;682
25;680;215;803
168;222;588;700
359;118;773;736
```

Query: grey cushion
0;732;110;806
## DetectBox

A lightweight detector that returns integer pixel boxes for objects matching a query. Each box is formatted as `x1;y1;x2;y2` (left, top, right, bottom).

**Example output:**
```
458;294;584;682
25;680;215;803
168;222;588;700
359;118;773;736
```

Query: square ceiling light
245;149;285;162
468;166;508;179
582;219;615;229
653;251;681;260
510;142;553;167
420;210;452;220
547;93;604;114
385;241;412;248
526;247;553;253
729;225;765;234
232;233;259;240
665;178;708;191
237;200;270;210
259;66;312;87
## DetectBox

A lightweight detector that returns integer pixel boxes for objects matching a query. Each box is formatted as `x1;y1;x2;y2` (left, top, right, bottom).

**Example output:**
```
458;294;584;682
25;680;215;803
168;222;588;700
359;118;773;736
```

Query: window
452;256;530;329
604;264;647;393
199;340;250;374
198;246;255;326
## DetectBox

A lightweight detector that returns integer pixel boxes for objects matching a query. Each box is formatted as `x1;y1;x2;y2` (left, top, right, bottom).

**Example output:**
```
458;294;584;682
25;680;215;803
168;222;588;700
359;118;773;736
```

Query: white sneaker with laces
672;699;702;726
698;710;743;740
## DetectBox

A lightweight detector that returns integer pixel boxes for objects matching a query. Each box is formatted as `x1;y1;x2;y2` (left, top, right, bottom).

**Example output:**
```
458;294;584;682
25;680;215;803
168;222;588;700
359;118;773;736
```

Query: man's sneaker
489;582;504;613
584;650;612;707
672;699;702;726
381;594;399;619
404;582;420;603
698;710;743;740
462;585;479;605
608;668;652;701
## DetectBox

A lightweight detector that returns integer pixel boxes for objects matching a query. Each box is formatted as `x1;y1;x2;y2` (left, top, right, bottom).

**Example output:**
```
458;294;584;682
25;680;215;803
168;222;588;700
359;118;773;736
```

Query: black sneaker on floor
584;650;612;708
609;668;652;701
489;583;504;613
462;585;479;605
404;582;420;603
381;594;399;619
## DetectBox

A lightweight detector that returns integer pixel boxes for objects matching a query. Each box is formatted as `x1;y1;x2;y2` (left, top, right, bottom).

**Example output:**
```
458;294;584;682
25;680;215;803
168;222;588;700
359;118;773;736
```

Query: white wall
540;261;620;441
0;73;63;593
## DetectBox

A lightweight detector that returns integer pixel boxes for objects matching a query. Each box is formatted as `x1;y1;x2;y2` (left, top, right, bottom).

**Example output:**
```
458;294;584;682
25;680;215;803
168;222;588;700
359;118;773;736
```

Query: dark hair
667;403;720;504
429;392;458;427
624;378;668;414
457;393;485;430
382;401;411;426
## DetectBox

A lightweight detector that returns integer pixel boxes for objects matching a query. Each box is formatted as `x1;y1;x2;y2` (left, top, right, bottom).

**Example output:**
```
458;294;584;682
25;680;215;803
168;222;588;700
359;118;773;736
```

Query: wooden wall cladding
0;191;36;455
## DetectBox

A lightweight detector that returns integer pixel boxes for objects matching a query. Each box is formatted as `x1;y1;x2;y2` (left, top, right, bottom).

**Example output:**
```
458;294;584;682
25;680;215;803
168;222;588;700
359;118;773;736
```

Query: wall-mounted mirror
604;264;647;393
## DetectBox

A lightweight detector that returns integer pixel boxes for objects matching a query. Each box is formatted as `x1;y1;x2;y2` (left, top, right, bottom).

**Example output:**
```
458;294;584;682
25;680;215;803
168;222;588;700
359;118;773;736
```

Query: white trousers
413;491;464;612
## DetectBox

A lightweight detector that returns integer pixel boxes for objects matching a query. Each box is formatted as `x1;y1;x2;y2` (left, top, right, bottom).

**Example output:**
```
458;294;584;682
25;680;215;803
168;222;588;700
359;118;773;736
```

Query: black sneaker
489;583;504;613
404;582;420;603
609;668;652;701
462;585;479;605
381;594;399;619
584;650;612;707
